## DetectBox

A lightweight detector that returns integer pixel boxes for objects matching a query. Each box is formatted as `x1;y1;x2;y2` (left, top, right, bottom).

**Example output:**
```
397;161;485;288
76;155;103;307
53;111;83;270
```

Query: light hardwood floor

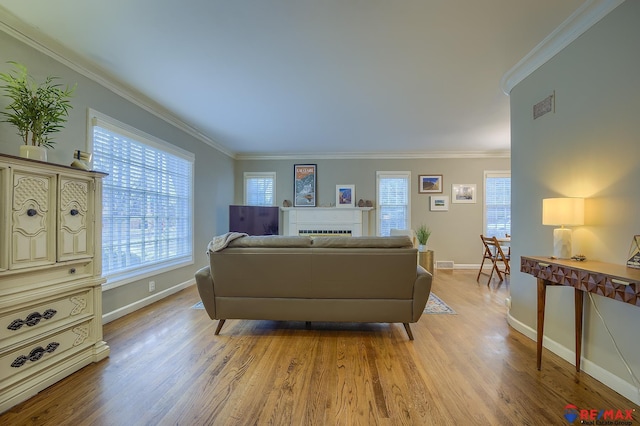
2;270;638;425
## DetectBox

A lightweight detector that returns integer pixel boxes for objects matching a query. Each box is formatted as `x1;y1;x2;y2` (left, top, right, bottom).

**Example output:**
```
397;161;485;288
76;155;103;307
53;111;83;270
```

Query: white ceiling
0;0;589;157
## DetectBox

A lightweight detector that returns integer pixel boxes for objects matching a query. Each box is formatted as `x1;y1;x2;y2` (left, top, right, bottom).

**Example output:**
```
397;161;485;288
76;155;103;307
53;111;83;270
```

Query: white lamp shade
542;198;584;226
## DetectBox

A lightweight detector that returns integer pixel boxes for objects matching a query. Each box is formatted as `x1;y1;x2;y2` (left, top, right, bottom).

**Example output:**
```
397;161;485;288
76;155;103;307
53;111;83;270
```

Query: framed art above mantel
294;164;317;207
336;184;355;208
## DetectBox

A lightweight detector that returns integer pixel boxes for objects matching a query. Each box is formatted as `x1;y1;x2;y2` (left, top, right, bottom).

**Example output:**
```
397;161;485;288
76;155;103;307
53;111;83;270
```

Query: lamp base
553;227;572;259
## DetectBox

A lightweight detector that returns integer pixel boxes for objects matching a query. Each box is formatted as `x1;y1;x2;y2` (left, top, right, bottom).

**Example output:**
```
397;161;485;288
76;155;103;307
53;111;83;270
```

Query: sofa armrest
195;266;217;319
412;265;433;322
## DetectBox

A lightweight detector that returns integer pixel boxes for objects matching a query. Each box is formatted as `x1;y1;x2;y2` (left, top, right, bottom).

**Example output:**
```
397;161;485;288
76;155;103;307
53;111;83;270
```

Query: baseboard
102;278;195;324
506;312;640;405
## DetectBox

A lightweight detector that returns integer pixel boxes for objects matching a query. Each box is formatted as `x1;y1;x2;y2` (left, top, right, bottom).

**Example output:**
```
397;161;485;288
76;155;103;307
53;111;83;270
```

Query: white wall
509;0;640;403
236;157;509;265
0;31;235;318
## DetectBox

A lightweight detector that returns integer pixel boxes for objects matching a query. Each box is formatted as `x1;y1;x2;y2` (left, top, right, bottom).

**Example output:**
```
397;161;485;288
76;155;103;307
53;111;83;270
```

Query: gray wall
236;157;509;265
0;31;234;317
510;0;639;402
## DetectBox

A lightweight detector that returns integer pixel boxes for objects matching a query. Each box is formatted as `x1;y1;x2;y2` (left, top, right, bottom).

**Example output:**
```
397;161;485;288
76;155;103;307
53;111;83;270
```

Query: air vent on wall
436;261;454;269
533;91;555;119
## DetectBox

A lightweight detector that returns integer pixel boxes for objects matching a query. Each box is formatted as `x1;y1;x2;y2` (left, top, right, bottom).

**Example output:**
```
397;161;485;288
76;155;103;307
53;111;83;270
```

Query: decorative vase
19;145;47;161
418;244;428;252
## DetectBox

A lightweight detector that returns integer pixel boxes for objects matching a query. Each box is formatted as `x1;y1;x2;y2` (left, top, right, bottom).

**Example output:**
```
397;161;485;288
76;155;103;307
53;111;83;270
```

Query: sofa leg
215;319;226;335
305;321;311;328
403;323;414;340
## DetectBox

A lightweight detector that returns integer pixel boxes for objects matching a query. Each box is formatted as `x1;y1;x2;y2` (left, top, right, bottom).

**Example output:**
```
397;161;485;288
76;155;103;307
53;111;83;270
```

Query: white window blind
244;172;276;206
484;171;511;238
376;172;410;236
89;111;194;287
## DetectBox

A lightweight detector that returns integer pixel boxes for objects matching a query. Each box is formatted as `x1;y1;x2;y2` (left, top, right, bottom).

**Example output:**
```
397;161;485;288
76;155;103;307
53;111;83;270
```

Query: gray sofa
194;235;432;339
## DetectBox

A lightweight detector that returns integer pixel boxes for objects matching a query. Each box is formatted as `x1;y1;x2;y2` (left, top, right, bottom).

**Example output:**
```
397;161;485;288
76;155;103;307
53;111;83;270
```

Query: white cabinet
0;153;109;413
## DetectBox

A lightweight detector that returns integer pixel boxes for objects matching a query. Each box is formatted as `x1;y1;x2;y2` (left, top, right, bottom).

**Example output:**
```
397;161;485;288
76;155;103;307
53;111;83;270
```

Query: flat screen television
229;205;279;235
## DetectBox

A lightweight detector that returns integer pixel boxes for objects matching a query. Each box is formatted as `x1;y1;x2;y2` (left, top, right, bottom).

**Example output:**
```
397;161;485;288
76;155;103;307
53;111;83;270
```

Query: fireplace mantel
280;207;374;236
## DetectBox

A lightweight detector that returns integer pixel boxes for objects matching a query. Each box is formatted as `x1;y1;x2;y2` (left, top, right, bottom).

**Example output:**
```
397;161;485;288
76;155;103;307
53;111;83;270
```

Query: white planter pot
19;145;47;161
418;244;428;252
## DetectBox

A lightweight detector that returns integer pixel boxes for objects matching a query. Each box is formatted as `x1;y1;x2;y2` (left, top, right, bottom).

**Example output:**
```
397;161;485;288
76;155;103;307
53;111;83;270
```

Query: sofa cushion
311;236;413;249
227;235;312;248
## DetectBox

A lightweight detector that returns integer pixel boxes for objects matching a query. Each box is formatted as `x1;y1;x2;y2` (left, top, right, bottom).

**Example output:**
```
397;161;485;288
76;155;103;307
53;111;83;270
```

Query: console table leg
537;279;547;370
575;289;584;372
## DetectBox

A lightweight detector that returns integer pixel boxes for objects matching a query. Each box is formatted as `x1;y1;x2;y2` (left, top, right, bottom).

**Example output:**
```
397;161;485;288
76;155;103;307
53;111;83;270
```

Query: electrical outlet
149;281;155;292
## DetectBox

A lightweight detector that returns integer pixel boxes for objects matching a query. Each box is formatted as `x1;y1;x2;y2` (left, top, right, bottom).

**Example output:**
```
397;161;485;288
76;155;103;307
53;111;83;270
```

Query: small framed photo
430;195;449;211
336;184;355;208
418;175;443;193
294;164;317;207
452;184;477;203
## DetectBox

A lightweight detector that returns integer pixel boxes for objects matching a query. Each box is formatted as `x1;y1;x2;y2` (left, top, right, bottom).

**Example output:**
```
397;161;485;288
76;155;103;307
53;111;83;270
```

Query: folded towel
207;232;248;254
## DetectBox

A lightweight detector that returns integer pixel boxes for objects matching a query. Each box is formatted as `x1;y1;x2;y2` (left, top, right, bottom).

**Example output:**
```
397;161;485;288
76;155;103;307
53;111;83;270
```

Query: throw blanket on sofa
207;232;248;254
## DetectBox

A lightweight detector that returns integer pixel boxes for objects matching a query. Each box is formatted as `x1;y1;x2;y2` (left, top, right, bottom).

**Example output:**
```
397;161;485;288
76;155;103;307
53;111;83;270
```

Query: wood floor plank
2;270;638;425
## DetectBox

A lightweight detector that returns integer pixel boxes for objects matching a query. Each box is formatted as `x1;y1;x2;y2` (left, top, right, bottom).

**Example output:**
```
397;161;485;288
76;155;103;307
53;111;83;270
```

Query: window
244;172;276;206
484;171;511;238
376;171;410;236
89;110;194;289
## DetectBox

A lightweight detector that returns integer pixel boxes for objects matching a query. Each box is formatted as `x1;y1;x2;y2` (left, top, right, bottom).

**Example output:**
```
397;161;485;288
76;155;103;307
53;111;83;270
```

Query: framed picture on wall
418;175;443;193
294;164;317;207
452;184;477;203
336;184;355;208
430;195;449;211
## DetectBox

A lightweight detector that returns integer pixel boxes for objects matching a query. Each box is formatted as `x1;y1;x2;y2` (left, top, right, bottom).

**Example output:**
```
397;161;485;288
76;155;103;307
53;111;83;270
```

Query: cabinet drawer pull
27;208;37;217
611;278;630;286
7;309;58;331
11;342;60;368
70;209;79;216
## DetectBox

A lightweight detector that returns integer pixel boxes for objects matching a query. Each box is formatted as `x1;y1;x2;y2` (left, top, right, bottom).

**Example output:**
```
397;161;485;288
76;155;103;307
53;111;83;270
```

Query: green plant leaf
0;61;75;147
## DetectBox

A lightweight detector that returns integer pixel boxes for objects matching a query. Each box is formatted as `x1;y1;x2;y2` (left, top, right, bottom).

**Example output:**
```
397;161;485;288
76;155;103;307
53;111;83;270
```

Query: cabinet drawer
1;290;93;342
0;320;94;383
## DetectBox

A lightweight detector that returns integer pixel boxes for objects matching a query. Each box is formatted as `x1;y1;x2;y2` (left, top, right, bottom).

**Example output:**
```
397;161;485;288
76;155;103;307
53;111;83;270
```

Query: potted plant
0;61;75;161
415;224;431;252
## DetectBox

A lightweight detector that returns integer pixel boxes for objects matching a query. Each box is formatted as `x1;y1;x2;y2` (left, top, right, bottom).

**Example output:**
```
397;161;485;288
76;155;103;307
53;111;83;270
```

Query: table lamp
542;197;584;259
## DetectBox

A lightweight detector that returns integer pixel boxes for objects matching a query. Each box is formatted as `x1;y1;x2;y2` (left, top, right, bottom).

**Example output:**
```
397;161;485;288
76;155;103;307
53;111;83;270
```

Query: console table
521;256;640;372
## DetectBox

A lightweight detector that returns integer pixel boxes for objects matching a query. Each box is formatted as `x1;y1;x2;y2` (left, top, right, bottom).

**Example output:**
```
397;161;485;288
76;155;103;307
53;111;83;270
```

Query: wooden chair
477;235;510;284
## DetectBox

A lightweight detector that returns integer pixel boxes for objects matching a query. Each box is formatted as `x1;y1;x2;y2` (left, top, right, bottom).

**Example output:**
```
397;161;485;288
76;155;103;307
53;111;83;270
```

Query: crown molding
0;7;236;159
500;0;625;95
235;150;511;161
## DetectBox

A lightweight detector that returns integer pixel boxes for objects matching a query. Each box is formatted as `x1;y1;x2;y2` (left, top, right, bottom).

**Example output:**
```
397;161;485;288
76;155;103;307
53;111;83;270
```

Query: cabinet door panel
10;170;56;269
58;176;93;261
